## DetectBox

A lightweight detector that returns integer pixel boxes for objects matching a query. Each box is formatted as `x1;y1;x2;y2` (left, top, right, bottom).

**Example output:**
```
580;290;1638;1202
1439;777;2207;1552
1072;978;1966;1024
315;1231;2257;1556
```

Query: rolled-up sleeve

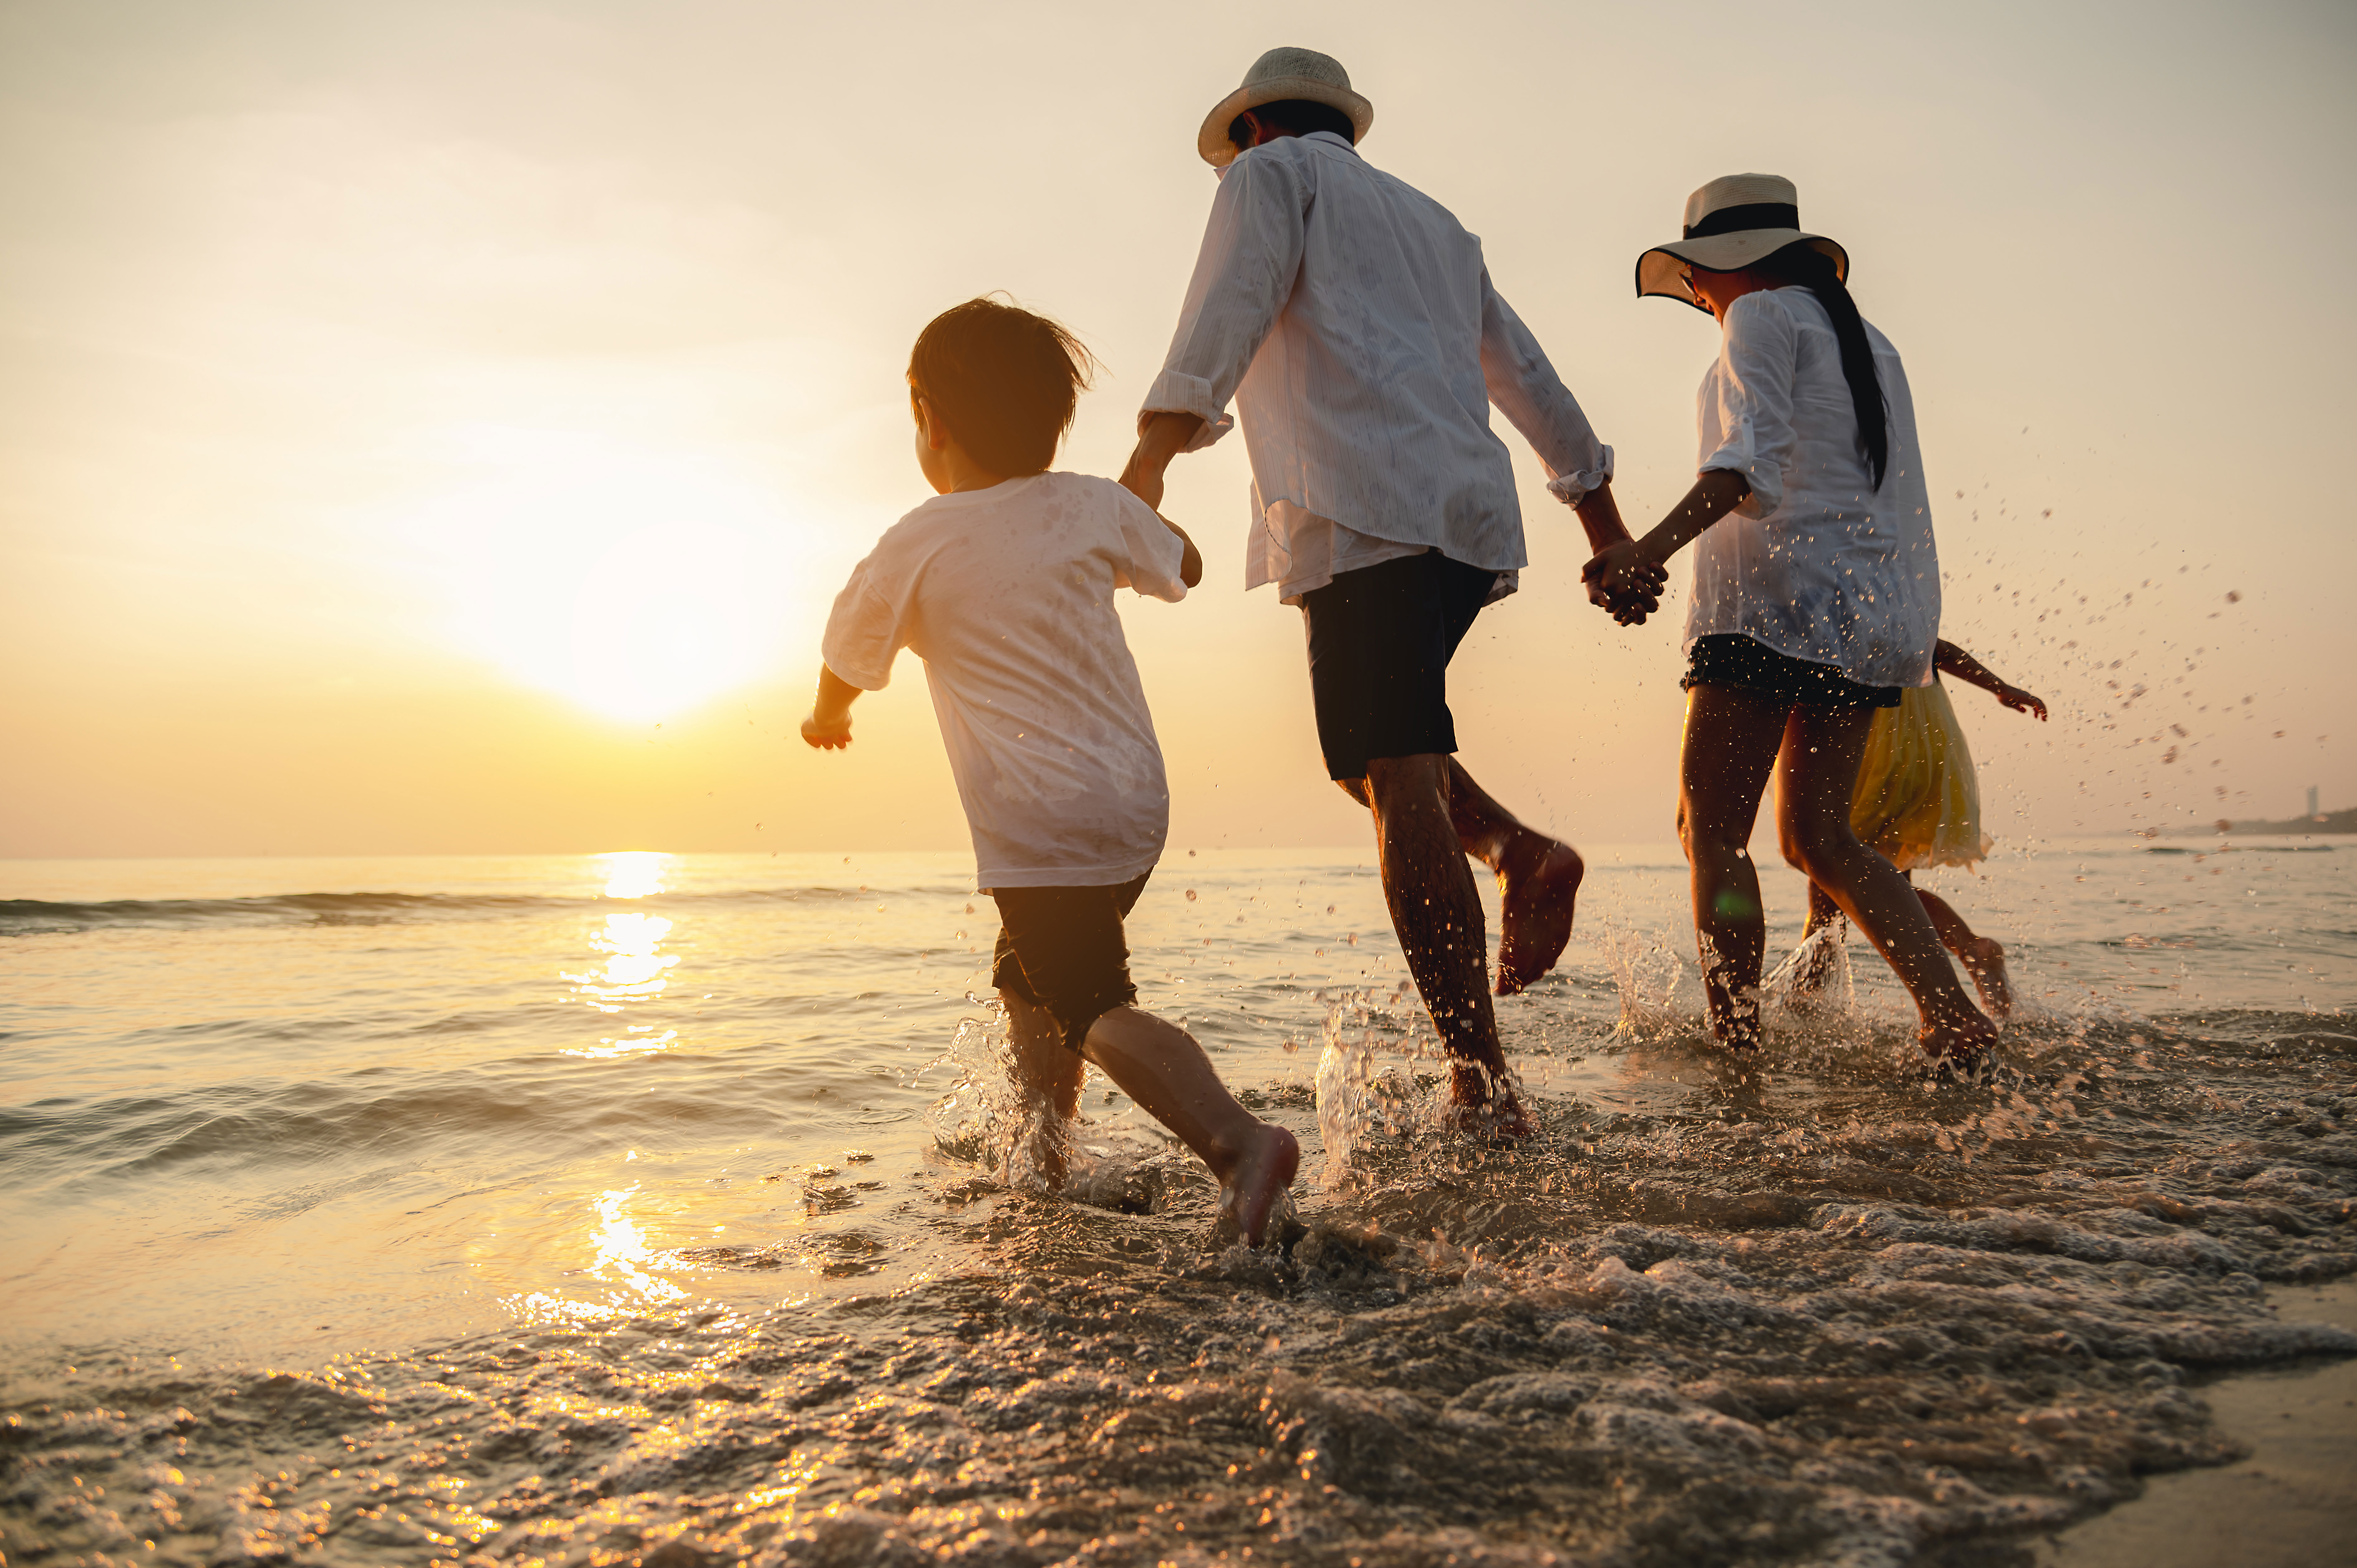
1140;149;1311;452
1699;292;1798;519
1478;272;1613;506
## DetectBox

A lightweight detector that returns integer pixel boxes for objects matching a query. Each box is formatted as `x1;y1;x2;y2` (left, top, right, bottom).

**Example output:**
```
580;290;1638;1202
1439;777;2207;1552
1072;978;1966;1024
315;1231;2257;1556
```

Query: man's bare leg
1080;1006;1300;1246
1443;761;1585;995
1359;753;1529;1134
1914;886;2015;1020
1002;991;1085;1187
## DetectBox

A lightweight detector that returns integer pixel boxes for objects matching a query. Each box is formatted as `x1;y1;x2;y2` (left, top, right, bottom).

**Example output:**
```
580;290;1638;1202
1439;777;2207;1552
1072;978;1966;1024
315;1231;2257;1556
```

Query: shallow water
3;839;2352;1566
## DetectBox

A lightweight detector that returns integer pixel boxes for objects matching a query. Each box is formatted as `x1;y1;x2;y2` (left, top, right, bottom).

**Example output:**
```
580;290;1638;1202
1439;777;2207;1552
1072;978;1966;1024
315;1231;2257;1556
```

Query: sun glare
407;429;815;721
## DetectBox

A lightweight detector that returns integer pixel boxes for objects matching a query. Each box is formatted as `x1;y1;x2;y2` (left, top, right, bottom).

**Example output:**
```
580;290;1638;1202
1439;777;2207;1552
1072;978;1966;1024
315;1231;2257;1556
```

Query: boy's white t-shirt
821;472;1188;890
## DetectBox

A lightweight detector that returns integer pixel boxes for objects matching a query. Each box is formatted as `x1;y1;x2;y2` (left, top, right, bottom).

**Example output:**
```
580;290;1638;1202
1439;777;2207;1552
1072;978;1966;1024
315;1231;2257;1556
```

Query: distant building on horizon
2310;785;2321;820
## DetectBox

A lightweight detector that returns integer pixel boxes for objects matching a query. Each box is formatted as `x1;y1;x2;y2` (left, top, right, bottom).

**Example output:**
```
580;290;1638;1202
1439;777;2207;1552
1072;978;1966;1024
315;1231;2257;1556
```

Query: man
1118;47;1652;1134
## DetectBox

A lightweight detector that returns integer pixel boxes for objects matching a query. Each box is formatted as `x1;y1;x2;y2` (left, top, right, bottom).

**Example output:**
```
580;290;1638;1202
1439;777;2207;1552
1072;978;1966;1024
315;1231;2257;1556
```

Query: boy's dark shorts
1680;633;1901;708
989;871;1152;1056
1300;549;1499;782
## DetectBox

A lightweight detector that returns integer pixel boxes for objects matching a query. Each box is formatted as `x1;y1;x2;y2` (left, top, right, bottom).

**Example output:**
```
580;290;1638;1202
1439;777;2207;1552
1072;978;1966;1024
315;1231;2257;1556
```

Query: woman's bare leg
1774;709;1998;1066
1080;1006;1300;1246
1677;686;1795;1049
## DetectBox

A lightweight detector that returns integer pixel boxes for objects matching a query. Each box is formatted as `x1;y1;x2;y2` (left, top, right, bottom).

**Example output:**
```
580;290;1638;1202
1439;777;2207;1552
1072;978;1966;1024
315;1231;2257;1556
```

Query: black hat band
1684;202;1800;239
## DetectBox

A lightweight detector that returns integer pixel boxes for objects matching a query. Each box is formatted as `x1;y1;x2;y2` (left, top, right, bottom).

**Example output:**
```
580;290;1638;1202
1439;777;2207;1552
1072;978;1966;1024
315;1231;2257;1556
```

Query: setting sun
404;428;811;722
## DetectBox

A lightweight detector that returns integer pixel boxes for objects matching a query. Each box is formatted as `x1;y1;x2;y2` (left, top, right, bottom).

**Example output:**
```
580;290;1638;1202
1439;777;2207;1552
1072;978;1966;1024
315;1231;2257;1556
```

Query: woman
1586;174;1998;1073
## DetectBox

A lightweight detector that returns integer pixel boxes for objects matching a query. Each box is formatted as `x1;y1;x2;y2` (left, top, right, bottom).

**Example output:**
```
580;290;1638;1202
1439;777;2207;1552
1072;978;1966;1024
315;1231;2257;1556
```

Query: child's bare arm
1934;639;2047;720
1160;513;1204;589
801;665;863;749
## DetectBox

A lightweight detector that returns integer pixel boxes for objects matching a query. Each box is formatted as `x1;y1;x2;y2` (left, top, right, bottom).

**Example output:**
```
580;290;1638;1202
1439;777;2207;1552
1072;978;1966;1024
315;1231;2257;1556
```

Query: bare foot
1444;1063;1534;1140
1214;1123;1301;1248
1958;936;2014;1020
1495;837;1583;996
1920;1014;2000;1083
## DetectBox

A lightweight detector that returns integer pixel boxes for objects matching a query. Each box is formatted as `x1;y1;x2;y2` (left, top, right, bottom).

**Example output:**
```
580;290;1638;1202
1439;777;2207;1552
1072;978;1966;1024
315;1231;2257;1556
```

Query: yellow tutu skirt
1850;682;1991;871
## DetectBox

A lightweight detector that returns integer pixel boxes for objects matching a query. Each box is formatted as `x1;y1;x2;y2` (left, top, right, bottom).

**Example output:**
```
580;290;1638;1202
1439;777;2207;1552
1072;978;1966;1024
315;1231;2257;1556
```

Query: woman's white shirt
1687;287;1940;690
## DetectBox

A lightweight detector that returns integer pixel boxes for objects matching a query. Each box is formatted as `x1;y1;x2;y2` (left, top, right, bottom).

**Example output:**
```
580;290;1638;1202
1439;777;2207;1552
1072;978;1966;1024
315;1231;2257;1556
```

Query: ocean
2;839;2352;1566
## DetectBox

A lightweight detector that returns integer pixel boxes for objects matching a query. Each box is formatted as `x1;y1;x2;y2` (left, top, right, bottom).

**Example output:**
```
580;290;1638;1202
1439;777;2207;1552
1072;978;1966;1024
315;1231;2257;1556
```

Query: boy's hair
907;297;1093;478
1227;98;1356;153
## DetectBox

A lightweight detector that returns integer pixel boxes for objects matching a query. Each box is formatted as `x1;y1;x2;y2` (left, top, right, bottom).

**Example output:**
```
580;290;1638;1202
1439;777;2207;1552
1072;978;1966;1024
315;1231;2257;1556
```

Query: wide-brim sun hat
1197;47;1374;168
1635;173;1849;313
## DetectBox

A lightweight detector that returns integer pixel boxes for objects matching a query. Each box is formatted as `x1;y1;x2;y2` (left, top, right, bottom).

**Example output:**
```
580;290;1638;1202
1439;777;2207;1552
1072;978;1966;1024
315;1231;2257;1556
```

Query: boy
802;297;1299;1247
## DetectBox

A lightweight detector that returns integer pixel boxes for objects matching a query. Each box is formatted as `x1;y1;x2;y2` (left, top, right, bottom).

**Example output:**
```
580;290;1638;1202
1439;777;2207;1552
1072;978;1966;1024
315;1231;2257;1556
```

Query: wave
0;883;967;936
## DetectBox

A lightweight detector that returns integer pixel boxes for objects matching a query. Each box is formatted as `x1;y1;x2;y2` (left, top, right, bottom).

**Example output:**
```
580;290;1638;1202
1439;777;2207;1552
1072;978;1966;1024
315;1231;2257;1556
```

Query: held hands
1581;541;1669;627
801;710;852;750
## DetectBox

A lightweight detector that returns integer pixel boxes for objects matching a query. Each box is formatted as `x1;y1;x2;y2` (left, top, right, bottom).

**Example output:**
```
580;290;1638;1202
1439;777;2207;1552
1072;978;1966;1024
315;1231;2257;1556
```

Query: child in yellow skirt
1795;639;2046;1016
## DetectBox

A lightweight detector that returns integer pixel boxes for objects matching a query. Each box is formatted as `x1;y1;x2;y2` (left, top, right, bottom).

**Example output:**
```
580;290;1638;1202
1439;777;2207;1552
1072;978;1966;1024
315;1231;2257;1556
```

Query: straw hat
1635;173;1849;313
1197;47;1374;168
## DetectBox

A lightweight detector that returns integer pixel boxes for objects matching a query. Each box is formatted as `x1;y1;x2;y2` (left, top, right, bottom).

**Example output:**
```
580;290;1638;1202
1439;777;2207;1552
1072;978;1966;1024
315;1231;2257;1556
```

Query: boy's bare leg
1002;991;1085;1188
1359;753;1530;1134
1443;760;1585;996
1079;1006;1300;1246
1915;887;2014;1020
1774;707;1998;1068
1678;687;1791;1049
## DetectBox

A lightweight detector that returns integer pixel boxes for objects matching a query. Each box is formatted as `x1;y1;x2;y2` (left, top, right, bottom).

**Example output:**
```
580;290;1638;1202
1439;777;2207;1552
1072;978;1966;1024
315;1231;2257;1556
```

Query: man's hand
1119;411;1206;513
1997;686;2049;721
1582;542;1667;626
801;710;852;750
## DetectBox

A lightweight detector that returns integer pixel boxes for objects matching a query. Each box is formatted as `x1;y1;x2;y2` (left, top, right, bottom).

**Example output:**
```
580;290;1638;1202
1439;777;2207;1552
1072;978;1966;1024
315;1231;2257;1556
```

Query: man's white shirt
1142;130;1612;604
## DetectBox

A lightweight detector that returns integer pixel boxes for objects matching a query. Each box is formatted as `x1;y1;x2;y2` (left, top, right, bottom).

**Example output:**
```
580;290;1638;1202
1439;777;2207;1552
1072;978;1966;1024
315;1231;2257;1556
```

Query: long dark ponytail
1754;241;1887;489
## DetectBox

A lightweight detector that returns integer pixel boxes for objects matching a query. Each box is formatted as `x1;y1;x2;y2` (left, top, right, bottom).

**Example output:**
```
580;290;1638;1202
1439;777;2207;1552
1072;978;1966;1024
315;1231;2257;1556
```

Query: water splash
1762;918;1855;1021
1314;1004;1378;1190
1596;918;1689;1040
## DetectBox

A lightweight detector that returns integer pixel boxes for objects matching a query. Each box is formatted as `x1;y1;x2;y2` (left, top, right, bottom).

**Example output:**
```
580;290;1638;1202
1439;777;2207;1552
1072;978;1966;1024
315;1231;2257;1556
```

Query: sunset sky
2;0;2350;859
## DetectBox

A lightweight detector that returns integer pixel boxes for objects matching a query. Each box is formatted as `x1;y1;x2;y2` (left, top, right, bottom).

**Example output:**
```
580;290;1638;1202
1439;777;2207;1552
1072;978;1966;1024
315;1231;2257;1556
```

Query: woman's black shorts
1300;550;1500;781
1681;633;1901;709
989;872;1152;1055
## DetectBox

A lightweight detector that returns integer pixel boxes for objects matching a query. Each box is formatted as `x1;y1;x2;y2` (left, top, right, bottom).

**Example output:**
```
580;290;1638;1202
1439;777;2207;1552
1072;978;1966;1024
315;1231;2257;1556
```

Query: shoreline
2031;1277;2357;1566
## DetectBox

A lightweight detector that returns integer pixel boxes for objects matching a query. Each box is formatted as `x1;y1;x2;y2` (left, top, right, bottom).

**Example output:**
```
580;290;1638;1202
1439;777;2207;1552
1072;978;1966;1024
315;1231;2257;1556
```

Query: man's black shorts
1300;550;1498;782
1680;633;1902;709
989;871;1152;1055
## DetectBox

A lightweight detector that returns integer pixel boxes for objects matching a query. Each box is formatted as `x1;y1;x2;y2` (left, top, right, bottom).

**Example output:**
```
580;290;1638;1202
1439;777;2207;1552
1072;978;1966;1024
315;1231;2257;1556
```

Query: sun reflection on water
508;1184;689;1325
600;850;669;899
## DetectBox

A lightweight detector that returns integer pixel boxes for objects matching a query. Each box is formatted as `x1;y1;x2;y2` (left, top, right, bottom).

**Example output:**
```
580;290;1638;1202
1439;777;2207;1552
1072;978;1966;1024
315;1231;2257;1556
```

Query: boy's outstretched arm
1934;639;2048;720
801;665;863;749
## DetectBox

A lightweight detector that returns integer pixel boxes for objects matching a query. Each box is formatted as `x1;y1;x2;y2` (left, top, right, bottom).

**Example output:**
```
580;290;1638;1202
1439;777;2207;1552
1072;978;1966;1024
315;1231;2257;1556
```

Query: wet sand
2034;1276;2357;1567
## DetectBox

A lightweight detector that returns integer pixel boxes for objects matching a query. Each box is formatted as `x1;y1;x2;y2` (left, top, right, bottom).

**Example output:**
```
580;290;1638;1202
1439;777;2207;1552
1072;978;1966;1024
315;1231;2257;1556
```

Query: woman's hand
1997;685;2048;721
1582;542;1667;625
